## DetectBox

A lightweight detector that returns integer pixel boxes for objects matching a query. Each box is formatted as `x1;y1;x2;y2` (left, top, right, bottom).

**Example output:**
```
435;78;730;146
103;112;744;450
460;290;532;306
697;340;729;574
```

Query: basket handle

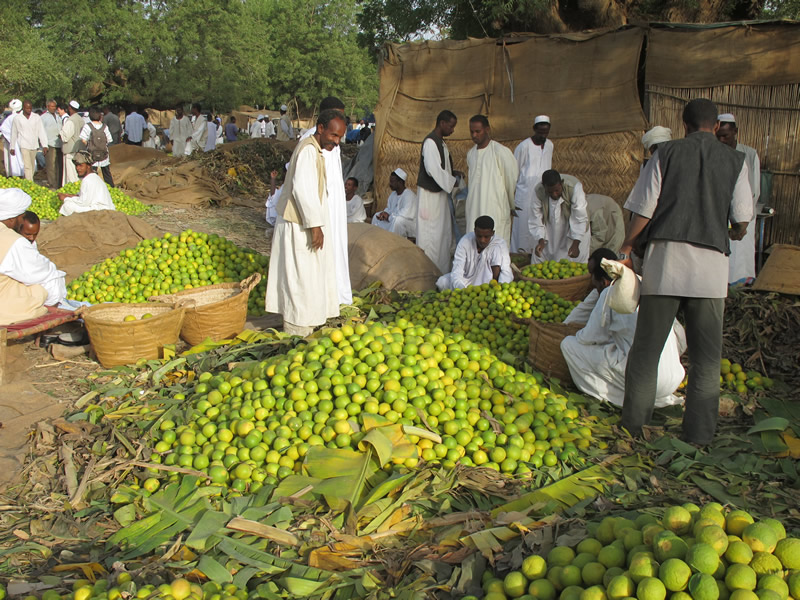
239;272;262;294
174;297;197;309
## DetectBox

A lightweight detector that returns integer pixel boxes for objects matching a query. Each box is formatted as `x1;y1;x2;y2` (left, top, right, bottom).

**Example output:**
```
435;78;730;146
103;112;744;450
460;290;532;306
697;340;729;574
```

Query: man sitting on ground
372;168;417;238
20;211;40;244
57;151;115;216
0;188;67;324
436;215;512;290
345;176;366;223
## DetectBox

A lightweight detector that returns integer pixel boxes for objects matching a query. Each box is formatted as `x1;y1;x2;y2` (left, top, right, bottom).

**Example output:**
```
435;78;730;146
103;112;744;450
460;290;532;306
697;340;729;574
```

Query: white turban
280;104;288;112
9;99;22;112
392;168;408;181
0;188;32;220
642;126;672;150
718;113;736;124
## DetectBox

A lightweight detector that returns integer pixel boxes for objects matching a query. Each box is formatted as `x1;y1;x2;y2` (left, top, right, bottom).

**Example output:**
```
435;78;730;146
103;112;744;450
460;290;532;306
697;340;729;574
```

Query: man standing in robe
512;115;553;253
417;110;462;274
188;104;208;155
277;105;294;141
265;109;346;336
298;97;352;305
249;115;264;139
2;100;25;177
716;113;761;284
57;151;115;216
436;215;513;290
618;98;753;446
204;114;217;152
531;169;590;264
10;101;48;181
169;106;192;157
372;168;417;238
264;117;276;139
465;115;518;247
124;106;146;145
102;106;122;145
60;101;85;185
42;100;63;188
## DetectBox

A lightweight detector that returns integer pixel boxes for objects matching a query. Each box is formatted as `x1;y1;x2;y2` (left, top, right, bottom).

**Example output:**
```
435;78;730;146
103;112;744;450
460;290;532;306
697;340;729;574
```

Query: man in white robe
265;110;345;336
60;101;85;185
250;116;265;139
716;113;760;284
142;114;158;149
10;100;48;181
372;168;417;238
417;110;462;274
437;215;513;290
277;105;294;141
465;115;518;247
531;169;590;264
204;116;216;152
0;189;67;324
264;118;276;138
512;115;553;253
345;177;366;223
169;106;192;157
298;97;352;305
57;151;115;216
187;104;208;155
561;248;685;408
1;100;25;177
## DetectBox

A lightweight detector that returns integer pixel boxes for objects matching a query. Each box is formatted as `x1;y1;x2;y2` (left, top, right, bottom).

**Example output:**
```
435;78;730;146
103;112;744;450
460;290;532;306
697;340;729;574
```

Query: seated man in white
57;151;115;216
345;176;366;223
437;215;513;290
561;248;686;409
0;188;67;324
372;167;417;238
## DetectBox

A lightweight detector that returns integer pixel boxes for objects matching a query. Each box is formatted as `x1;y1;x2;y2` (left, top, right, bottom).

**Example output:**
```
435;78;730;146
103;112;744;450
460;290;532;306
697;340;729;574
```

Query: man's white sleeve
422;139;456;192
624;155;662;219
292;146;326;229
568;182;589;243
0;238;65;305
529;186;546;242
730;162;754;225
450;238;471;289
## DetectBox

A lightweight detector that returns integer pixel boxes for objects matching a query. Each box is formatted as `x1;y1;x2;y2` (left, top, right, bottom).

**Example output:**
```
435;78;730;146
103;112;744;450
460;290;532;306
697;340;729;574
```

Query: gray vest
417;132;448;193
644;132;745;255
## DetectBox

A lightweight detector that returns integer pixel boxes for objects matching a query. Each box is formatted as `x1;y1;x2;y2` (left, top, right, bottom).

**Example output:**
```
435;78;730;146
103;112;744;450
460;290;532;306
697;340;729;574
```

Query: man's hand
616;244;634;269
377;211;389;221
270;169;278;179
57;193;69;202
535;239;546;257
729;222;748;241
310;226;324;250
568;239;580;258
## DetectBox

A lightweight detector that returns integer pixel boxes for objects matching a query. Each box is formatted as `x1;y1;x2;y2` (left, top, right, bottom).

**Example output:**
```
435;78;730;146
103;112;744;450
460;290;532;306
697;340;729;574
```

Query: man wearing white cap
1;99;25;177
465;115;518;248
10;101;48;181
60;101;86;184
512;115;553;253
250;115;265;139
57;151;115;217
277;105;294;141
716;113;760;284
0;188;67;324
372;168;417;238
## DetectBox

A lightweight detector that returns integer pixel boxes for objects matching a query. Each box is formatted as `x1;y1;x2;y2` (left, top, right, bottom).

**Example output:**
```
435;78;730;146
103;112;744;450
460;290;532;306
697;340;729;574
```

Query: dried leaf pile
199;141;295;198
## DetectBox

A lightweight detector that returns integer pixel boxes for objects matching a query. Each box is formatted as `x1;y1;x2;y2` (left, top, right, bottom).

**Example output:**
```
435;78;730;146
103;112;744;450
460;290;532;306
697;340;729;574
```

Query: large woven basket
515;270;593;302
149;273;261;346
79;302;185;367
527;319;583;385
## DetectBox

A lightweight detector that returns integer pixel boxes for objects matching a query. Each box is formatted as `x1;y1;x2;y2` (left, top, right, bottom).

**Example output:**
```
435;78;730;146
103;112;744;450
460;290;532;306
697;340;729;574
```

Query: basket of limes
517;259;592;301
526;318;583;385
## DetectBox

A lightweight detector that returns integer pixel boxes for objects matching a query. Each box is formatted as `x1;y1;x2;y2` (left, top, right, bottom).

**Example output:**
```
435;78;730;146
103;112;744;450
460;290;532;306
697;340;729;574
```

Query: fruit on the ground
521;260;588;280
719;359;773;394
67;229;269;315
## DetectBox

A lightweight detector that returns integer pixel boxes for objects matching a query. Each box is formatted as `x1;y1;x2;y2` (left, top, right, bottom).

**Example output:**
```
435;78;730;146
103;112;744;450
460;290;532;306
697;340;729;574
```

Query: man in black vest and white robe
618;98;752;446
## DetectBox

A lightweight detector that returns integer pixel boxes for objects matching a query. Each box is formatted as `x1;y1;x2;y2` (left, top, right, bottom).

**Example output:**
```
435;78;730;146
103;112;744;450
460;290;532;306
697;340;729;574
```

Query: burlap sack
37;212;163;282
527;319;583;385
348;223;441;292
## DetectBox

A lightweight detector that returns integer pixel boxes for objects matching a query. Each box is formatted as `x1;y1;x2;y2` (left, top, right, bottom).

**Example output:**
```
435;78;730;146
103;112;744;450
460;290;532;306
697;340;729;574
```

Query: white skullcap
392;168;408;181
280;104;288;111
718;113;736;124
9;99;22;112
534;115;550;125
69;100;80;109
0;188;32;220
641;126;672;150
258;114;265;120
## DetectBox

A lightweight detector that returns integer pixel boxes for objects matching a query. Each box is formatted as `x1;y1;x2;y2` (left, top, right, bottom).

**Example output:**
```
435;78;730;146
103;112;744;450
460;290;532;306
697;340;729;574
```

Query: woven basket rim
81;302;180;324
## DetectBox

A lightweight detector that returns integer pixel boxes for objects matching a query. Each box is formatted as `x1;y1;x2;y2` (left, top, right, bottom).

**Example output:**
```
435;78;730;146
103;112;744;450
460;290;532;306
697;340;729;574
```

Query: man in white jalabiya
1;99;25;177
277;105;294;141
436;216;513;290
264;117;276;138
344;177;366;223
250;115;265;139
417;110;462;274
142;113;158;149
512;115;553;253
169;106;192;157
716;113;761;284
204;115;217;152
187;104;208;155
57;151;115;216
265;109;346;337
371;168;417;238
60;101;86;185
0;188;67;324
298;97;353;305
10;100;48;181
465;115;518;248
530;169;590;264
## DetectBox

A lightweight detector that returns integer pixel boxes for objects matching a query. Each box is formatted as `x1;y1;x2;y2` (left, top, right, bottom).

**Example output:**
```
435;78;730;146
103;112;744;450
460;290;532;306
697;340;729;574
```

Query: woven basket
79;302;185;367
515;272;592;302
149;273;261;346
527;319;583;385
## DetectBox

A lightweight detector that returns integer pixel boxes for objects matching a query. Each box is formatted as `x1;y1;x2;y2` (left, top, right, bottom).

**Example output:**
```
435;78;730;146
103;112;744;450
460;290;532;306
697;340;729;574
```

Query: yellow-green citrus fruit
773;537;800;569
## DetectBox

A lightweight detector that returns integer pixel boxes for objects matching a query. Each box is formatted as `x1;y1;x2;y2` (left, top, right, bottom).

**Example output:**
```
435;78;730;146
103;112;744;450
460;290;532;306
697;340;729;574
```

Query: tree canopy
0;0;379;115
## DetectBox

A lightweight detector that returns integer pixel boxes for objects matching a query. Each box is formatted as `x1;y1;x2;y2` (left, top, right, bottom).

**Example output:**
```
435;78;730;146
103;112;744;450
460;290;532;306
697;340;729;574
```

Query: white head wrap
9;99;22;112
258;114;265;121
534;115;550;125
69;100;80;110
641;126;672;150
718;113;736;124
392;168;408;181
280;105;288;112
0;188;32;220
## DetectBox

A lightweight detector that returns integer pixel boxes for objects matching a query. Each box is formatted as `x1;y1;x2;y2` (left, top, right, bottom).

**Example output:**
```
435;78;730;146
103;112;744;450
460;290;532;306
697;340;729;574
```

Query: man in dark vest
617;98;752;446
416;110;463;273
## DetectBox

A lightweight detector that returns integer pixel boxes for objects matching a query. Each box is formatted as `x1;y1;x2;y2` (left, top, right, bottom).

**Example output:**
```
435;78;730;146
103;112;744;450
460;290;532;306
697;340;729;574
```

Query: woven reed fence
375;131;643;212
646;83;800;247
